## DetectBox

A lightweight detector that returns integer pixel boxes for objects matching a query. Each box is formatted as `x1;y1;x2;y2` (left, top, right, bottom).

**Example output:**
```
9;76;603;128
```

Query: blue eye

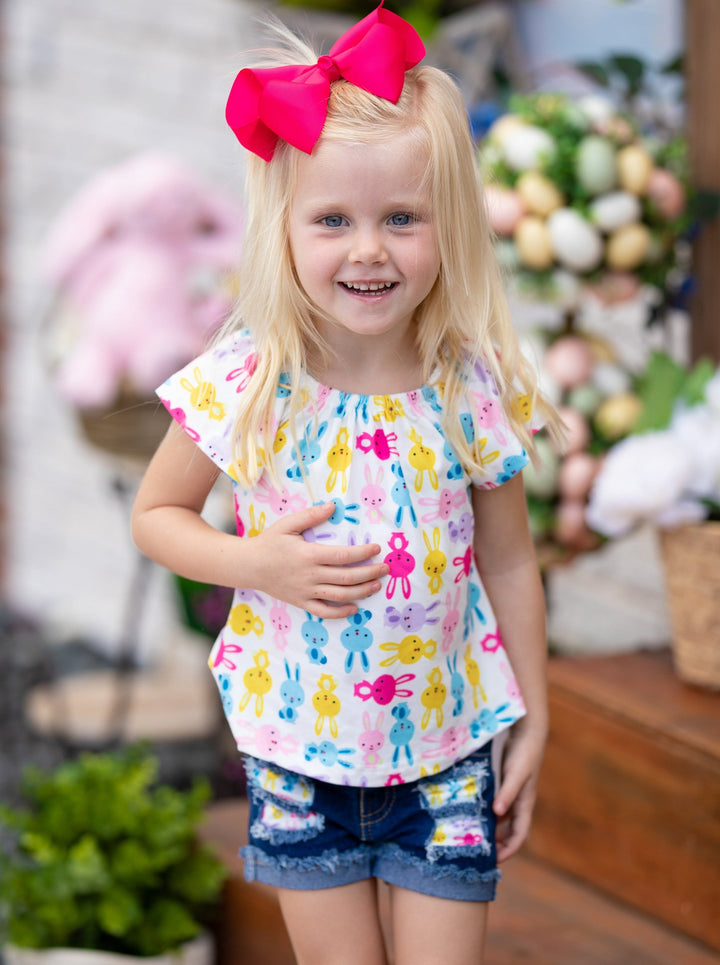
389;213;414;227
321;215;345;228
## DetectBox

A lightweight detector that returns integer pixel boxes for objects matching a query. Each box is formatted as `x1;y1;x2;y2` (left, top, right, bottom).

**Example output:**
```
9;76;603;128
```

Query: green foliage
634;351;716;433
0;748;227;957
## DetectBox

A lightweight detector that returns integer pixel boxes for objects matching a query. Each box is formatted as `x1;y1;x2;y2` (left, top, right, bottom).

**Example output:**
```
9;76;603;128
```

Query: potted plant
585;353;720;689
0;748;227;964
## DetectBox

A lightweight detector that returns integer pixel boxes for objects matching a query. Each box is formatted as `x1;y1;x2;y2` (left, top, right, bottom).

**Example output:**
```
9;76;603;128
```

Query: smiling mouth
340;281;397;296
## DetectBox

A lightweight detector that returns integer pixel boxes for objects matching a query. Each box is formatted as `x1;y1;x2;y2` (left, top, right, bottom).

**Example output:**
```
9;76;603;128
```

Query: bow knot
226;2;425;161
316;55;342;83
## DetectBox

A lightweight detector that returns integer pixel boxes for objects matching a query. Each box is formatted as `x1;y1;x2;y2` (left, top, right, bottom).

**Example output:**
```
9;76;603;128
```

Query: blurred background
2;0;719;962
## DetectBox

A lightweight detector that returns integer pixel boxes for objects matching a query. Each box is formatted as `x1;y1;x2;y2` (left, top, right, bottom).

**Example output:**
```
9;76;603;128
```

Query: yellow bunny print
408;428;439;492
312;674;342;738
247;505;266;538
422;527;447;594
238;650;273;717
326;428;353;493
464;643;487;708
379;634;437;667
421;667;447;730
373;395;405;423
229;603;264;637
179;367;226;421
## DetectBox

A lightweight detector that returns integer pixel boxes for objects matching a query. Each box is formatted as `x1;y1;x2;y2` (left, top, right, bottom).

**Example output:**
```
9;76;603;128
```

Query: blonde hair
217;29;562;487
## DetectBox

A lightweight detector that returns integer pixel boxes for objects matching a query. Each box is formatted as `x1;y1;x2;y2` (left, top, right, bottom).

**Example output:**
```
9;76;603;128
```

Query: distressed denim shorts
241;742;499;902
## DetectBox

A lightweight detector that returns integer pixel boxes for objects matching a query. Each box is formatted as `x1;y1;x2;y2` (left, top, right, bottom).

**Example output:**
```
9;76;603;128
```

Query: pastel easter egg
617;144;653;194
567;382;603;417
544;335;595;390
594;392;643;440
522;436;560;500
486;113;527;147
646;168;686;220
485;185;525;236
549;269;582;311
514;216;555;270
575;136;617;195
494;239;521;271
589;191;641;232
558;452;600;501
592;361;631;396
555;499;599;551
516;171;564;217
606;223;651;270
547;208;603;273
585;270;641;305
577;95;615;128
502;125;556;171
557;405;591;455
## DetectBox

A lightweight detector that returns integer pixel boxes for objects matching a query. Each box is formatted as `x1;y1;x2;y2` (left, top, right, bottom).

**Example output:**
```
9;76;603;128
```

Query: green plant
0;748;227;957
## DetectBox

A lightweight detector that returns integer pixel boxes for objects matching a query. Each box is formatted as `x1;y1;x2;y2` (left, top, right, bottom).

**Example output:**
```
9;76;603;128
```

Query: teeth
344;281;394;292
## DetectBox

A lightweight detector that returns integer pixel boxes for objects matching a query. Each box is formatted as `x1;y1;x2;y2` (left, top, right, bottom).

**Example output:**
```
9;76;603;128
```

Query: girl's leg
277;878;389;965
389;885;488;965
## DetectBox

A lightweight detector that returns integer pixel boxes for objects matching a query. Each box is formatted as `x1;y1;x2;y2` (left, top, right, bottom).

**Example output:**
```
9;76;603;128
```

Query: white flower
670;404;720;503
585;431;695;537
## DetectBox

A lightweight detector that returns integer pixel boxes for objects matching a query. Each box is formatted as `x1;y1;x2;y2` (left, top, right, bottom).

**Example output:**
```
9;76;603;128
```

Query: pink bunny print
384;532;416;600
359;711;385;766
419;487;465;524
441;588;462;652
473;391;507;445
361;465;386;523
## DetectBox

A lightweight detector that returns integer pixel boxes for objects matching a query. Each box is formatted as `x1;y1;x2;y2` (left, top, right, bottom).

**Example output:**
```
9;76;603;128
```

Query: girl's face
288;132;440;356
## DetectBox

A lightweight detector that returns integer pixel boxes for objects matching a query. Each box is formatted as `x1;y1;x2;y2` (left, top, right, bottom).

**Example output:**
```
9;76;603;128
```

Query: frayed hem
378;842;501;885
241;843;371;880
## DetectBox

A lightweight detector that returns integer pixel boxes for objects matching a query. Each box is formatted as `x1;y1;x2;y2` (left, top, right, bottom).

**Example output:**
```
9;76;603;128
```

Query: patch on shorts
245;757;324;845
418;757;492;862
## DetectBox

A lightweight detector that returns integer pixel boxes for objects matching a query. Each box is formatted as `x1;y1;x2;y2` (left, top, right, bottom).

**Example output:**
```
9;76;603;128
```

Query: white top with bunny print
158;330;530;787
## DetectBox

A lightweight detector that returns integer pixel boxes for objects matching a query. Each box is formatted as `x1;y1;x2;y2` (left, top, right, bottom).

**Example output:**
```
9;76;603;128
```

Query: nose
349;226;388;265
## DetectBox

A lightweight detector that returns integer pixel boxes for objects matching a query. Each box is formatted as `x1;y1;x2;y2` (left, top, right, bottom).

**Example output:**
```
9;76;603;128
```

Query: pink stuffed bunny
43;153;243;408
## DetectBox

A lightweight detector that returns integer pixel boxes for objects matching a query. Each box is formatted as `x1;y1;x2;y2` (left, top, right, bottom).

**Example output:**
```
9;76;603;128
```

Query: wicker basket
77;390;170;463
660;521;720;690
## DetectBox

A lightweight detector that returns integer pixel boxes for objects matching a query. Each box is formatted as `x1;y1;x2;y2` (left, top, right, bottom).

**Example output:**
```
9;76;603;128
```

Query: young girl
132;6;562;963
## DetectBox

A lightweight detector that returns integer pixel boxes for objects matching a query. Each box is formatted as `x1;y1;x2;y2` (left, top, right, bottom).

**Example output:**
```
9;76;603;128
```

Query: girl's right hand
249;502;388;619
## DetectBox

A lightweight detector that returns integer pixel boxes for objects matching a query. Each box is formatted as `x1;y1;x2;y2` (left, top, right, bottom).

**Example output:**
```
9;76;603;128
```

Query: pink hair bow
225;2;425;161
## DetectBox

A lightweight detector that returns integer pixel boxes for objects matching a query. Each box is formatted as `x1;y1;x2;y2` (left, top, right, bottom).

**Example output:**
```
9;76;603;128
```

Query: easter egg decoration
606;223;651;271
557;405;591;455
514;216;554;270
516;171;564;218
543;335;595;390
558;452;600;501
589;191;642;232
484;185;525;236
575;136;617;195
594;392;643;440
646;168;686;220
522;435;560;501
617;144;654;194
547;208;603;273
502;125;556;172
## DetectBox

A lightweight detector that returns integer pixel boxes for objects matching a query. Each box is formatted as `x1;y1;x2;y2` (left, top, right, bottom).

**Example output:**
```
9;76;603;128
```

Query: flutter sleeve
462;357;536;489
155;330;256;479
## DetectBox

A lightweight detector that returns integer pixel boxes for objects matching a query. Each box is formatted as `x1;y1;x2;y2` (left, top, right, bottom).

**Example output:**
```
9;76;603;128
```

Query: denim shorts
241;742;499;902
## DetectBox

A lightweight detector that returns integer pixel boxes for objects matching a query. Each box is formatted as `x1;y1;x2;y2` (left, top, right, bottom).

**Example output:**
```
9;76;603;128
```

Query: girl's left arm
471;473;548;862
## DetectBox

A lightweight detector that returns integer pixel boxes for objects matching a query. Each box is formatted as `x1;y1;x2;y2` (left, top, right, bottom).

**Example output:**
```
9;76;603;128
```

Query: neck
307;324;425;395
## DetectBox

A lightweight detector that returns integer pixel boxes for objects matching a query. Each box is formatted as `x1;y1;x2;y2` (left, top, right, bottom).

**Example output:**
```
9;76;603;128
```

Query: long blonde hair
217;32;562;488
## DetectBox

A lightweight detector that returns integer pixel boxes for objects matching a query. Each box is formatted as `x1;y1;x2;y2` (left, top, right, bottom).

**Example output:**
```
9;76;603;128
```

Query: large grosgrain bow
225;2;425;161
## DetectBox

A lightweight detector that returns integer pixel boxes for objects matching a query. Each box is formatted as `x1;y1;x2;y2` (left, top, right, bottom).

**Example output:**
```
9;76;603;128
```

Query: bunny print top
158;330;531;787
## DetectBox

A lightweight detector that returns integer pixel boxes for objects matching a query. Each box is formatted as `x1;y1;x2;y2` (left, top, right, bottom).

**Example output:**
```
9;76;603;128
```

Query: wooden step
200;798;720;965
529;649;720;952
